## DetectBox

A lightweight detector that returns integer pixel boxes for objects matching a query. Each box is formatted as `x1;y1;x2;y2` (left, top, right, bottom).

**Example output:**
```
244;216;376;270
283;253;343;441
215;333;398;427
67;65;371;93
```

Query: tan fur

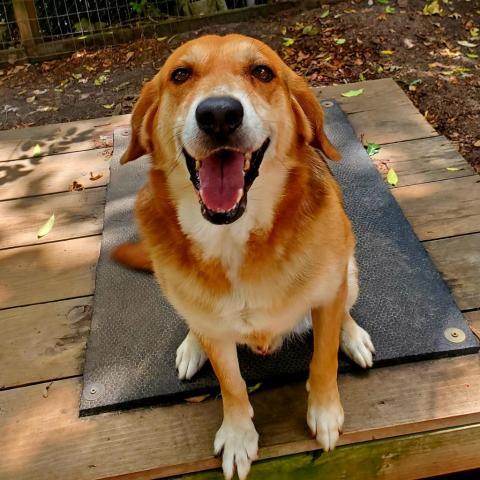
113;34;366;479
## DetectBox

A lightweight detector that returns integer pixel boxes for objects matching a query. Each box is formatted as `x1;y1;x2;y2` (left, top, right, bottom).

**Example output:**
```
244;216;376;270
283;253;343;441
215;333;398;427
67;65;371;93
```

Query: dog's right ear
120;79;159;164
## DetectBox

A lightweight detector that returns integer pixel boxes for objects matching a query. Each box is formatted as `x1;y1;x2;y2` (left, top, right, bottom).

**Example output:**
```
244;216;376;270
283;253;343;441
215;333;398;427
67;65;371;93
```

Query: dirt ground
1;0;479;170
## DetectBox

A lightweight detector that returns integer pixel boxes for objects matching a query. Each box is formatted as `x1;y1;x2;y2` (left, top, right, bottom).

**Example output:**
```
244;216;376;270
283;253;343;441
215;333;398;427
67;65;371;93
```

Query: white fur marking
340;315;375;369
176;331;208;380
307;396;344;452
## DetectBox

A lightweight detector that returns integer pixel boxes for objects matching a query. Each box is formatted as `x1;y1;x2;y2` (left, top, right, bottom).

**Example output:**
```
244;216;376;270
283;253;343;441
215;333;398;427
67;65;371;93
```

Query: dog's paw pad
175;333;207;380
341;322;375;369
214;418;259;480
307;399;344;452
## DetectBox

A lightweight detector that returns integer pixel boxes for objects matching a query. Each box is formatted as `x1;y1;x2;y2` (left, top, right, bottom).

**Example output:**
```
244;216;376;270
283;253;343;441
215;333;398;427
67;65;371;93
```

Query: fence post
12;0;41;54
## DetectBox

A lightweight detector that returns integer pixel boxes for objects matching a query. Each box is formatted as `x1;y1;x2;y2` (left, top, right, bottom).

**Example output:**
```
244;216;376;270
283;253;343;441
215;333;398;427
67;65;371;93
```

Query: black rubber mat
80;100;479;415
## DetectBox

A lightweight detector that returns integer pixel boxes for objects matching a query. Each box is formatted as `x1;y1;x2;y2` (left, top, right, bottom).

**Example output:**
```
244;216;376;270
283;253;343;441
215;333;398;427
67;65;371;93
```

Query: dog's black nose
196;96;244;138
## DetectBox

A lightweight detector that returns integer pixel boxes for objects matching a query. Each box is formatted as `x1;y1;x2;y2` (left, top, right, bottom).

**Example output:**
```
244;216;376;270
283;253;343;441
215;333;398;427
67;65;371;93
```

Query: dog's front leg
198;335;258;480
307;275;346;452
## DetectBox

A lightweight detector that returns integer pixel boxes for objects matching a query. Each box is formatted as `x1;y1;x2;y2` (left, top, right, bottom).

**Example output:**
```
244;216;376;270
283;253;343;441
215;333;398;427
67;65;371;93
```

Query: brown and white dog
113;34;375;479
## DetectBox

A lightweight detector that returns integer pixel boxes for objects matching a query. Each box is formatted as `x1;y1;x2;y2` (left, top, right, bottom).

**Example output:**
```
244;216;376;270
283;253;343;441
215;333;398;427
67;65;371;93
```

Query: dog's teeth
244;153;251;171
195;159;201;170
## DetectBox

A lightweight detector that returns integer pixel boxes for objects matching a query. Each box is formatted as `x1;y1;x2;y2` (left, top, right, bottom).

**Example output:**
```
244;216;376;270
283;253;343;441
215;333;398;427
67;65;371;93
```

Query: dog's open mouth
183;138;270;225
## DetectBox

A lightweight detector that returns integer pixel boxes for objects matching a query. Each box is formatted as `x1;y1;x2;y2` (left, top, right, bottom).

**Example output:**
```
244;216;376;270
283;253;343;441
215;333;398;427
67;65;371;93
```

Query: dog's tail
111;241;153;272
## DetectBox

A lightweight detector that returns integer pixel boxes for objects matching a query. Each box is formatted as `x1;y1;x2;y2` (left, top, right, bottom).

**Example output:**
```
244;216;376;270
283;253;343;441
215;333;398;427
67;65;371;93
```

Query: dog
113;34;375;480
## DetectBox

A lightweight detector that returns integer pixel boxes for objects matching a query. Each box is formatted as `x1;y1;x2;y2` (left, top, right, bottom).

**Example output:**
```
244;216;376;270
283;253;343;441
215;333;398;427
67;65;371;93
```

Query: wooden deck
0;78;479;480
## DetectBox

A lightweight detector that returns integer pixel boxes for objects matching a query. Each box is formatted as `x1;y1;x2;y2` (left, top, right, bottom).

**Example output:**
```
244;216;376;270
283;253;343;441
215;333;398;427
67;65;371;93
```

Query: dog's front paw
175;332;207;380
341;319;375;369
307;394;344;452
214;417;259;480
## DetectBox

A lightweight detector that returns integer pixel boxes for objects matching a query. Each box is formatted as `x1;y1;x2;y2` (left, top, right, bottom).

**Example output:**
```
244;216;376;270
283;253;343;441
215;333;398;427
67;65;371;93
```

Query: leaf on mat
457;40;477;48
32;144;41;157
342;88;364;98
366;142;381;156
247;383;262;394
282;37;295;47
185;394;210;403
446;167;460;171
385;6;396;13
37;213;55;239
387;168;398;186
334;38;346;45
89;171;104;181
102;103;115;109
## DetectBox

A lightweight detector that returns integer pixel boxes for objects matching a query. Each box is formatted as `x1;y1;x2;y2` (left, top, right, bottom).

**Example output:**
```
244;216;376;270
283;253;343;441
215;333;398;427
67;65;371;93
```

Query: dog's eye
251;65;274;83
171;67;192;84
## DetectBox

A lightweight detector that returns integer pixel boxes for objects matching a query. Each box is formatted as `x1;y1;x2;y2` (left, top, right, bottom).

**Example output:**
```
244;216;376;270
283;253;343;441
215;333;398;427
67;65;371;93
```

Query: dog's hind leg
340;256;375;369
176;330;208;380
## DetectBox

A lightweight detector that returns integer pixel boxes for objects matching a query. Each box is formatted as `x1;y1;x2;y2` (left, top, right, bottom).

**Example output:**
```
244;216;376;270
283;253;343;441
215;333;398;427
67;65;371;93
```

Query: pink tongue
199;151;245;212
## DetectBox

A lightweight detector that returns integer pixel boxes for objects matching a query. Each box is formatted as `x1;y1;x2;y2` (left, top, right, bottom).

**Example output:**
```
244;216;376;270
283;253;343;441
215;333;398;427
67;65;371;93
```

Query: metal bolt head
321;100;334;108
444;327;466;343
83;382;105;401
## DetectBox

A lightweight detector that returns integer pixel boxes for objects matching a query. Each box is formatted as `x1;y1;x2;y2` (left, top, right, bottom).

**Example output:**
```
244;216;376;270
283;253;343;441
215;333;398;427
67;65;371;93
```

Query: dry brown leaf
89;172;104;181
69;180;84;191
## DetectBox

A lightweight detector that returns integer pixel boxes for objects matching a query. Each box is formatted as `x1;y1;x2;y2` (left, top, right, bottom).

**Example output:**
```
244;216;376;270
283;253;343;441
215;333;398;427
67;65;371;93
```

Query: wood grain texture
1;355;480;480
181;424;480;480
316;78;411;114
424;233;480;311
393;176;480;241
375;136;474;187
0;188;106;249
0;298;92;389
0;236;100;309
0;148;110;201
0;115;129;162
465;311;480;340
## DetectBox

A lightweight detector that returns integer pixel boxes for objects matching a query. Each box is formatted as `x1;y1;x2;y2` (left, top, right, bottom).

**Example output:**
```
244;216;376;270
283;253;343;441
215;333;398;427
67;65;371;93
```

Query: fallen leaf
42;381;53;398
366;142;381;156
385;6;396;13
457;40;477;48
282;37;295;47
466;53;479;59
423;0;443;16
71;73;82;80
377;0;390;4
408;78;422;91
26;95;36;103
37;214;55;239
403;38;415;49
341;88;364;97
125;51;135;62
185;394;210;403
36;106;58;112
280;26;287;35
380;50;394;55
387;168;398;186
89;172;104;181
303;25;319;36
156;36;167;41
334;38;346;45
319;9;330;18
33;144;41;157
69;180;84;191
446;167;460;171
359;72;366;81
33;89;48;95
102;103;115;109
247;383;262;394
94;74;108;86
471;28;479;39
474;140;480;147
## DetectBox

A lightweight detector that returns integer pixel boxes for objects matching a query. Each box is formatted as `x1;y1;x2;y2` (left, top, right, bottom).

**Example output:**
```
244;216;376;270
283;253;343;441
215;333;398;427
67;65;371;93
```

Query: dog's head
121;34;340;225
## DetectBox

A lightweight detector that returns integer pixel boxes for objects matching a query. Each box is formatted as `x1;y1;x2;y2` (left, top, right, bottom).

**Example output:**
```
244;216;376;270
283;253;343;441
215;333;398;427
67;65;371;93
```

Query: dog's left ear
120;79;159;164
285;69;341;161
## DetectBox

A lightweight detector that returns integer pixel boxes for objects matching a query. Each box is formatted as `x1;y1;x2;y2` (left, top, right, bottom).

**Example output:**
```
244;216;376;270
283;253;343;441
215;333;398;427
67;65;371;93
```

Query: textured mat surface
80;100;479;415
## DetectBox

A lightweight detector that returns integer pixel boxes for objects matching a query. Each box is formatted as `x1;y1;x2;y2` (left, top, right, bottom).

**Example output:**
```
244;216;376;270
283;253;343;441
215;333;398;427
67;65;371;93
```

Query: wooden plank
0;188;106;249
374;136;474;187
465;311;480;340
0;115;129;162
316;78;411;114
0;236;100;309
424;233;480;311
1;355;480;480
0;149;110;201
392;176;480;241
12;0;41;47
182;424;480;480
346;105;437;145
0;298;92;389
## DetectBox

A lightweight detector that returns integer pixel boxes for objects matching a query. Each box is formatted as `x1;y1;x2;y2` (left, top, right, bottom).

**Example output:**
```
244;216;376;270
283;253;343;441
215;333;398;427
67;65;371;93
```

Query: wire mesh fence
0;0;271;60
